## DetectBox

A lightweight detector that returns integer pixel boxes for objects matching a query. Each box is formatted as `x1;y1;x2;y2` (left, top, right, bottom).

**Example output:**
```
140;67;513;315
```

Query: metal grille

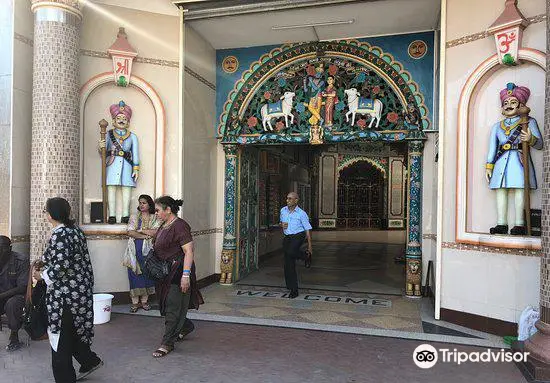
337;162;384;229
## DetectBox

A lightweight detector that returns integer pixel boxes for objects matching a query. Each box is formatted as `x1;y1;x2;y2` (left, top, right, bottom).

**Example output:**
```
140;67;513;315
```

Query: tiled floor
244;241;405;295
113;241;506;348
0;315;527;383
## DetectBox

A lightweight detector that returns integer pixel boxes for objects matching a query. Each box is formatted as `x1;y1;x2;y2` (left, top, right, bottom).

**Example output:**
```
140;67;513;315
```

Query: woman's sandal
129;304;140;313
141;303;151;311
152;345;173;358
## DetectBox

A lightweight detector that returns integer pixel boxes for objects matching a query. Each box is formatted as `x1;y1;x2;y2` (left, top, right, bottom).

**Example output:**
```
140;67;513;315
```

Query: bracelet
181;275;190;278
183;269;191;273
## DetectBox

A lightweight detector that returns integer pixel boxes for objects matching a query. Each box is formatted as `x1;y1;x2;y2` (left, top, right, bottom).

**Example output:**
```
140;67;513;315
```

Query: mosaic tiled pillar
30;0;82;259
524;2;550;366
220;144;239;284
405;140;424;297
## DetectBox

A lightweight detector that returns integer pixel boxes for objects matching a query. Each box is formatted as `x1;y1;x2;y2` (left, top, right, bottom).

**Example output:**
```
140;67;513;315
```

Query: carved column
405;140;424;297
220;144;239;284
523;1;550;373
30;0;82;259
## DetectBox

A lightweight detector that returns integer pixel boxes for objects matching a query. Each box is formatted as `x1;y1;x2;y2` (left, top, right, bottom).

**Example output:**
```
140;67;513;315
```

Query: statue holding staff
99;100;140;224
485;83;543;236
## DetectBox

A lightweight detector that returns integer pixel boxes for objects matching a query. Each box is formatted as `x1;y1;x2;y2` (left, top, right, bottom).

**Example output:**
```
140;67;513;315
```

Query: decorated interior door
236;147;260;280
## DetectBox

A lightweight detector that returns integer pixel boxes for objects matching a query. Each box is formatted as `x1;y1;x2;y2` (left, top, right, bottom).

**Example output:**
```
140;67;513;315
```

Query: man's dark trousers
283;232;306;292
0;294;25;332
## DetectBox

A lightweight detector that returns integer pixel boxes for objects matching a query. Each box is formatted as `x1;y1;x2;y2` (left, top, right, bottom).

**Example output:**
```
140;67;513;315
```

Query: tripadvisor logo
413;344;438;369
413;344;530;368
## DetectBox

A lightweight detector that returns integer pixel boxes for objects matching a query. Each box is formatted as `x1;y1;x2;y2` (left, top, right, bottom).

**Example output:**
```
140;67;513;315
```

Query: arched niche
79;73;166;233
456;48;545;250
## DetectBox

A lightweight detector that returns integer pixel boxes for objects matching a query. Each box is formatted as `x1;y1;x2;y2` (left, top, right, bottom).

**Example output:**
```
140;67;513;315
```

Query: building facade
0;0;549;372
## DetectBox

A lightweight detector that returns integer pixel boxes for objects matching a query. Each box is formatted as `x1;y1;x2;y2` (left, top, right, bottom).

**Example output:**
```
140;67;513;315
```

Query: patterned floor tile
239;306;289;318
200;302;233;313
360;315;420;330
297;311;354;324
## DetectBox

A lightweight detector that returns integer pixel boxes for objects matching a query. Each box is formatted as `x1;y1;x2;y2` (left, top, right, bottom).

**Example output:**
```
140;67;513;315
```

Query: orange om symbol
496;32;516;54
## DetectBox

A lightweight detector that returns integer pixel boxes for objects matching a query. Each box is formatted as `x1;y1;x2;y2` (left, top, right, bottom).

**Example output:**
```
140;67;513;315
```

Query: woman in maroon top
152;196;202;358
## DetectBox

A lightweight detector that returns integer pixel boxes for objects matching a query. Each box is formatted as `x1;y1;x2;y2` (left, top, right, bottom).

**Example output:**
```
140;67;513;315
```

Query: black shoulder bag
22;269;48;340
142;248;173;282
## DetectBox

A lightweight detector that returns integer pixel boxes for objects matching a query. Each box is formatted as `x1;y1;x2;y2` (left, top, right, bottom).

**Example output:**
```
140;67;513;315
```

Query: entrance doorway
235;144;406;296
337;161;385;230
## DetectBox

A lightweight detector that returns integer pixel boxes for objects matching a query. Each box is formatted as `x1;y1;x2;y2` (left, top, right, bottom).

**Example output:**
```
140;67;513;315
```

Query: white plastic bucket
93;294;114;325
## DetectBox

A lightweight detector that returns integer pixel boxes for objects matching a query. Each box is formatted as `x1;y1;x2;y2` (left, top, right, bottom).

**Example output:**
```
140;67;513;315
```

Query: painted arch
218;40;430;144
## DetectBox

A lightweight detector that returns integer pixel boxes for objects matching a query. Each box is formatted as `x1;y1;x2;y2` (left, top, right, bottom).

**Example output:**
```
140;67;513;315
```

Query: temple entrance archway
218;40;427;297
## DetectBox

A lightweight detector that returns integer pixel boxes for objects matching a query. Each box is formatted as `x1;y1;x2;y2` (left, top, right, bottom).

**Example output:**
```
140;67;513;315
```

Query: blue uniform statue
485;83;543;236
100;101;140;224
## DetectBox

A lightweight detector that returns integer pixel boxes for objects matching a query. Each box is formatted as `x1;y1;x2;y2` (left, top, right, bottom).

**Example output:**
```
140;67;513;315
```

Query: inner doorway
337;161;385;230
236;143;407;296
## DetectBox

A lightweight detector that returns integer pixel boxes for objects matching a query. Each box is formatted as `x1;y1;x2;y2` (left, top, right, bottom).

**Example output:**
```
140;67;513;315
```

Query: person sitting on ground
0;235;29;351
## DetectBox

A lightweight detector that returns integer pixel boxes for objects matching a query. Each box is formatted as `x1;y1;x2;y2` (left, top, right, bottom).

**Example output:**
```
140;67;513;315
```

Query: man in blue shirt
280;192;313;298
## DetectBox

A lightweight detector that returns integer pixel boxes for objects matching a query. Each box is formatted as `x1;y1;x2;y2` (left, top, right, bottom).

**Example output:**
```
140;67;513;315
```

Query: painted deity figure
99;101;140;224
321;75;338;127
303;63;325;127
403;102;421;129
485;83;543;236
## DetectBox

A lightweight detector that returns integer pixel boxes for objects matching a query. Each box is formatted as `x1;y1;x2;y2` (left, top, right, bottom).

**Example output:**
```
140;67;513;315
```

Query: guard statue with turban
485;83;543;235
99;100;140;224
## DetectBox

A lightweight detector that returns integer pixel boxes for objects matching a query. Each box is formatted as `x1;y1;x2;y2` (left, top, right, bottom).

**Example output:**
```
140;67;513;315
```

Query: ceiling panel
188;0;440;49
90;0;441;49
90;0;179;16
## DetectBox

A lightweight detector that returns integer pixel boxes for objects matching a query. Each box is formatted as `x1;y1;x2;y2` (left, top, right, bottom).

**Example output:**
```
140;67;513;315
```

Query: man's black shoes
510;226;527;236
289;290;299;299
490;224;508;235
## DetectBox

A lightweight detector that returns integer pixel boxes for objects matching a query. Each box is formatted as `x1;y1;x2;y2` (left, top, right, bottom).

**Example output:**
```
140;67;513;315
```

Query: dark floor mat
422;321;481;339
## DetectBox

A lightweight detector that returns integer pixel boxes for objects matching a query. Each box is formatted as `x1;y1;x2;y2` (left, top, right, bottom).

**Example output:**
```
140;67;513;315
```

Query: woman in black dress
33;197;103;382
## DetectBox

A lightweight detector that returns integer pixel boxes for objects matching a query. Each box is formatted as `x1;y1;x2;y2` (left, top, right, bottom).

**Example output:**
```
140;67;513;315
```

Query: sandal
152;345;173;358
5;341;22;352
129;304;140;313
141;303;151;311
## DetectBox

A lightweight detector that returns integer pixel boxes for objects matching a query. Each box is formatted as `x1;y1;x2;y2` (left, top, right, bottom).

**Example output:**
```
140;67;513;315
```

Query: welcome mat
233;289;392;308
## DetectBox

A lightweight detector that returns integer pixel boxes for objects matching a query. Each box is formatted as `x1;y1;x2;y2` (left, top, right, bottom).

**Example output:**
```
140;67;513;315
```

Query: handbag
122;239;140;274
142;248;172;282
22;276;48;340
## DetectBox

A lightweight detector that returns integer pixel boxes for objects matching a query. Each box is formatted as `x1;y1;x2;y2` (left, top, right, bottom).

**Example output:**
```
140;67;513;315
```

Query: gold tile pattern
360;316;418;330
240;306;289;318
297;311;354;324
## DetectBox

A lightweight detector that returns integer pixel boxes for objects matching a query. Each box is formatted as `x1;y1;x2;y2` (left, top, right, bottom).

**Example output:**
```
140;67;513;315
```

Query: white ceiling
90;0;180;16
91;0;441;49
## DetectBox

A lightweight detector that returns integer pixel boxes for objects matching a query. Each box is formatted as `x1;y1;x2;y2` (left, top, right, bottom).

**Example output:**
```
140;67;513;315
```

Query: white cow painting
260;91;295;132
344;88;384;128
